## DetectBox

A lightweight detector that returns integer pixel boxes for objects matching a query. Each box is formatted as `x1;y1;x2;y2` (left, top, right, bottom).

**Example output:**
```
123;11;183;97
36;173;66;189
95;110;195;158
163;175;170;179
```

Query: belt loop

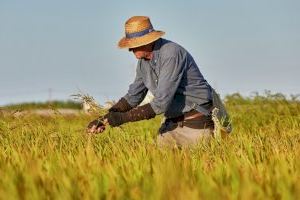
178;121;183;128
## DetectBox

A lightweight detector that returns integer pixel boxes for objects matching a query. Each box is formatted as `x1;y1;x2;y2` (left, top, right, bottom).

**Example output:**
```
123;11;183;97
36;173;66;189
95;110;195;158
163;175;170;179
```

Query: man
87;16;231;147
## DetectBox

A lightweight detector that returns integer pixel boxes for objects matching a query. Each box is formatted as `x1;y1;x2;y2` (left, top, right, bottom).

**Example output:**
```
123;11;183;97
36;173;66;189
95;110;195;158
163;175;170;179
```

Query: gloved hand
105;103;156;127
86;117;107;134
105;112;124;127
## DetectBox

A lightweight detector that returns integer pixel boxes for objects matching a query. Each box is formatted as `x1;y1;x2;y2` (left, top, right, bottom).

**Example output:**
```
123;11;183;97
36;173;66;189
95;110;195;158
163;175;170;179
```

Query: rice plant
0;92;299;200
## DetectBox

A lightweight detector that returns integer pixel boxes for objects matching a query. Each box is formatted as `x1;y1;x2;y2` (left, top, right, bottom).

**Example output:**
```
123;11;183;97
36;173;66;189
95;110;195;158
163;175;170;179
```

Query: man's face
129;43;153;60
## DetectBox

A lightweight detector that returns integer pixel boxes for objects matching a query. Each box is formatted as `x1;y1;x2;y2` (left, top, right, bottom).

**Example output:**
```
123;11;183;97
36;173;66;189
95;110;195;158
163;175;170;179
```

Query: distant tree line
3;100;82;110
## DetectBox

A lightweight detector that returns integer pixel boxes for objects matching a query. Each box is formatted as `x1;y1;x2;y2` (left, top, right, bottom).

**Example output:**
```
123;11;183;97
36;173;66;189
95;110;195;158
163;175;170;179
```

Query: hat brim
118;31;165;49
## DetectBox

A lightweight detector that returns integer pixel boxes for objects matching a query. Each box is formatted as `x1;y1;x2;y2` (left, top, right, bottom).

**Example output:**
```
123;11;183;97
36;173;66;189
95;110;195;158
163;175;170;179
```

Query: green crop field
0;93;300;200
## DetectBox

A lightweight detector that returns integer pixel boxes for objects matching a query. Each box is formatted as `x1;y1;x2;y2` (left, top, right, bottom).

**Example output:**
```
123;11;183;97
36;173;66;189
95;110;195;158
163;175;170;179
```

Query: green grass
0;94;300;199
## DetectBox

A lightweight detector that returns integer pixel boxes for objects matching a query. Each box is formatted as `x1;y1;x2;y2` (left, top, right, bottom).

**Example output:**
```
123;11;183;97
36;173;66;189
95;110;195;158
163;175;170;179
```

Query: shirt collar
151;38;163;65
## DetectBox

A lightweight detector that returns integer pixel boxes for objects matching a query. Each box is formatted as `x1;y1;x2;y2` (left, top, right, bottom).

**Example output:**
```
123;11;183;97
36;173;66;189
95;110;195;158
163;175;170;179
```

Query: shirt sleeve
150;52;186;114
123;62;148;107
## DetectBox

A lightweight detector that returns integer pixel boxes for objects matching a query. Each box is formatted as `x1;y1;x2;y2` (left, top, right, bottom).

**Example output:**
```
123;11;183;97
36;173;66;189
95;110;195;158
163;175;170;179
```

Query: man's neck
145;42;155;60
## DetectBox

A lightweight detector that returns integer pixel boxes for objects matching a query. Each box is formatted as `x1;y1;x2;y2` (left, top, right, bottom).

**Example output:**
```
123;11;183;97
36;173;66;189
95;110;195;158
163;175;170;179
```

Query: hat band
126;27;154;39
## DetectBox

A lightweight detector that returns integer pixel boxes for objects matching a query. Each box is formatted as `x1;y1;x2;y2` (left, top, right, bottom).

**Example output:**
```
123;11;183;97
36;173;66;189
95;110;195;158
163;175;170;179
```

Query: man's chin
135;55;150;60
142;57;151;61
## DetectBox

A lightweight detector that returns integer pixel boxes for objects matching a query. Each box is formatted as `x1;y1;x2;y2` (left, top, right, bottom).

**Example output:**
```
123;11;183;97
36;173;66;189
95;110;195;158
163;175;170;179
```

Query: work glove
86;98;132;134
87;116;106;134
108;97;133;112
105;103;156;127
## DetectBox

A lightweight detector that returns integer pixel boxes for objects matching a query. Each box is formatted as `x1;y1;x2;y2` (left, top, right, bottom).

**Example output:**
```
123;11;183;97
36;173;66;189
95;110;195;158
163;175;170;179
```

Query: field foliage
0;93;300;199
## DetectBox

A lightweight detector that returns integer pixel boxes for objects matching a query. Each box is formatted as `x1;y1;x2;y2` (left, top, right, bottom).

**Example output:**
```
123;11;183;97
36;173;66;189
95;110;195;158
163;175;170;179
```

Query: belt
167;110;214;129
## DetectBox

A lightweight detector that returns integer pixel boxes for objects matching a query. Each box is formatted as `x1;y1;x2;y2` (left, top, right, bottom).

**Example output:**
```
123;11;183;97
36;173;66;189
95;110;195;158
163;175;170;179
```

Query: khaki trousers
157;120;214;147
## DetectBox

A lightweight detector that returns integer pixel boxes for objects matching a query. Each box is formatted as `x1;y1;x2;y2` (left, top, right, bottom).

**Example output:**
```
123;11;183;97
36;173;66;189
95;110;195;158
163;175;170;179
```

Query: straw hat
118;16;165;49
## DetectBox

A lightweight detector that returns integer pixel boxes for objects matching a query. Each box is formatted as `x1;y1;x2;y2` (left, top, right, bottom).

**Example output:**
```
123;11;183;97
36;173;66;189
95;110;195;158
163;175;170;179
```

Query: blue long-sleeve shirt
124;38;212;118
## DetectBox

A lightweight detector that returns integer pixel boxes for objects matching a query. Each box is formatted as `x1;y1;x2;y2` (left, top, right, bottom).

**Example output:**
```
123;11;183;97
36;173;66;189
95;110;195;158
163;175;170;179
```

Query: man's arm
109;61;148;112
123;62;148;108
103;51;186;127
87;62;148;133
105;103;155;127
108;97;133;113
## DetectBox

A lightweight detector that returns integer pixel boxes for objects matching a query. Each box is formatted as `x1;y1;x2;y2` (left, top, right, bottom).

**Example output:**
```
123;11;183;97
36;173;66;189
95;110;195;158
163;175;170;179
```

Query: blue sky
0;0;299;105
